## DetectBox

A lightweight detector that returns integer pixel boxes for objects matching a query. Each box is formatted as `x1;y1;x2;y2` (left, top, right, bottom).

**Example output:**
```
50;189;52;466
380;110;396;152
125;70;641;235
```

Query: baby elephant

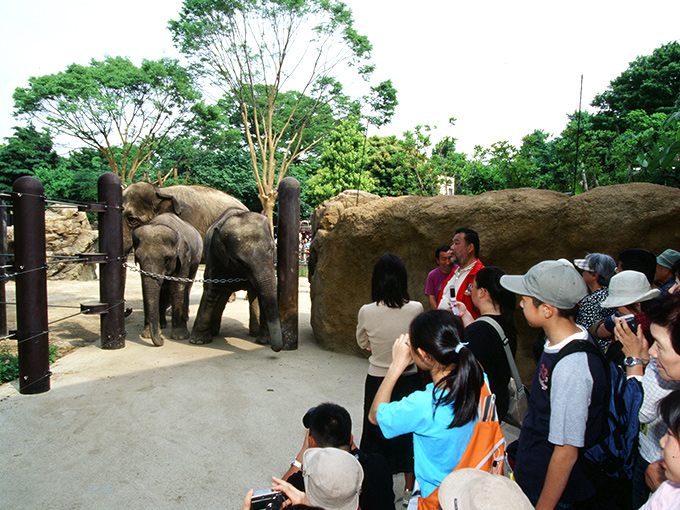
132;213;203;346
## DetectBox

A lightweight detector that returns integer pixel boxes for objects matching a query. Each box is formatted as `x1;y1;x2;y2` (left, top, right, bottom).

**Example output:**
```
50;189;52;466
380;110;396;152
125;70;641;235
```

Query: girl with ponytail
368;310;484;499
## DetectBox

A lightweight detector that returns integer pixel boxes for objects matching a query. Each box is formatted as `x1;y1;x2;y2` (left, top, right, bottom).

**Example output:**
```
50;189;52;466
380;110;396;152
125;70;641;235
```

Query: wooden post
277;177;300;350
13;176;50;394
98;173;125;349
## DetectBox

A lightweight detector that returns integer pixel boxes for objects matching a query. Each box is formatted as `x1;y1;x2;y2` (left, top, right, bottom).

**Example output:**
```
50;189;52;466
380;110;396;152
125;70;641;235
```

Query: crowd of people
243;233;680;510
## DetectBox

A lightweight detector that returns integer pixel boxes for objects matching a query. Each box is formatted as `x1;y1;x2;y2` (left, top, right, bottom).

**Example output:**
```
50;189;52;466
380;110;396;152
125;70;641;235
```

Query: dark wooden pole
0;197;7;338
277;177;300;351
13;176;50;394
98;173;125;349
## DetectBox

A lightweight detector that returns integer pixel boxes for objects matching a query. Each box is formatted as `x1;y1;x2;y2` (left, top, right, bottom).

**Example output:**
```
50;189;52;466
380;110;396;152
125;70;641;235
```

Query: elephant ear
155;189;183;217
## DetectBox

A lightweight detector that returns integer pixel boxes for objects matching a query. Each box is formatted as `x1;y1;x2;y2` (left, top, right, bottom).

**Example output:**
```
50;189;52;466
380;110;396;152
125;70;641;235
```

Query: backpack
549;340;643;480
417;381;506;510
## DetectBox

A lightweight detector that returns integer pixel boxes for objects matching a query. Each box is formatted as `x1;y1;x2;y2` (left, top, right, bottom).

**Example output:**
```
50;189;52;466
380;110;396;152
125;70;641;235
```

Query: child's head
409;310;483;428
659;389;680;484
500;259;587;328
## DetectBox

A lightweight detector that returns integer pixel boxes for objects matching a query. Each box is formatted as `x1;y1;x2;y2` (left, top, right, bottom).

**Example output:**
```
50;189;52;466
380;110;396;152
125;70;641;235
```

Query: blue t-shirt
376;382;476;497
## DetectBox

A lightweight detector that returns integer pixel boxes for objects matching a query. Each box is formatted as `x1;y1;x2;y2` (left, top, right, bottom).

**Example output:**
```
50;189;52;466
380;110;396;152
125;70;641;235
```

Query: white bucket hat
438;469;533;510
303;448;363;510
600;270;660;308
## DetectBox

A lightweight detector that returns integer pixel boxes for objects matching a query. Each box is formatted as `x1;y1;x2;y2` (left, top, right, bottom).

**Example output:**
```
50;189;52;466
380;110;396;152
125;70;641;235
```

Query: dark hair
645;292;680;356
371;253;410;308
618;248;656;285
454;227;480;258
673;258;680;280
435;245;451;260
409;310;483;428
474;266;517;337
306;403;352;448
531;297;579;319
659;389;680;438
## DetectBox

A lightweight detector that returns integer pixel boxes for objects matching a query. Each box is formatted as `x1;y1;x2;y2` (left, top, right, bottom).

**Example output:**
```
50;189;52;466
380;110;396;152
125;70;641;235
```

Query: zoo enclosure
1;173;125;394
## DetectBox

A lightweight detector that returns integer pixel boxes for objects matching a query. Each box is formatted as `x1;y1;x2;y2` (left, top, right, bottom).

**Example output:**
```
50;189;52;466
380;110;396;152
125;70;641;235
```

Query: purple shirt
425;267;452;298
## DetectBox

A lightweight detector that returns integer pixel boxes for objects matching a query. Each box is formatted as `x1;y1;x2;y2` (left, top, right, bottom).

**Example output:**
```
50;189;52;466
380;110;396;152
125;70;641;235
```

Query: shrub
0;344;58;384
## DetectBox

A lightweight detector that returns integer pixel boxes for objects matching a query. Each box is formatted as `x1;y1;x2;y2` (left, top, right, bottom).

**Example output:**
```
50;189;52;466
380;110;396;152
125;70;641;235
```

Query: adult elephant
132;213;203;347
190;208;283;352
122;182;248;253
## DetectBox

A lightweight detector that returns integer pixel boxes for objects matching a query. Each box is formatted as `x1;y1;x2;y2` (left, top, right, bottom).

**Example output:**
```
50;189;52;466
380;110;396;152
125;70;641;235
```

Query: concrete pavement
1;278;372;509
0;276;518;509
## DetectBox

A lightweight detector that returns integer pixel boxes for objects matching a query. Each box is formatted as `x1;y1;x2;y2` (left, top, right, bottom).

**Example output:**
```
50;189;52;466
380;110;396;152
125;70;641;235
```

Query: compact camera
620;314;638;334
250;489;285;510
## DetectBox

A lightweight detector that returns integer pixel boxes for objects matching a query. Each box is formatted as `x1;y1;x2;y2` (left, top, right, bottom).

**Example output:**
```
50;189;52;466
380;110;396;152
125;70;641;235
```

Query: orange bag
417;382;506;510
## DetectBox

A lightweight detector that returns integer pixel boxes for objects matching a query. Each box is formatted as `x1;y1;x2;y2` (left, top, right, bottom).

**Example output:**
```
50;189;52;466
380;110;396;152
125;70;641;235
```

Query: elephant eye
126;215;141;228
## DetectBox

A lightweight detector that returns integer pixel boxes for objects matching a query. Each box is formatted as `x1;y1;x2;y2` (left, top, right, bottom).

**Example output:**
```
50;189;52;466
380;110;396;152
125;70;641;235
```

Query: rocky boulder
6;207;98;280
308;183;680;382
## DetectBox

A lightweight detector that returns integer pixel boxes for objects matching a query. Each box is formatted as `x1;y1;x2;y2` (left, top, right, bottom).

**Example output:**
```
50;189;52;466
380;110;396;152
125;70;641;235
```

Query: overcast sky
1;0;679;155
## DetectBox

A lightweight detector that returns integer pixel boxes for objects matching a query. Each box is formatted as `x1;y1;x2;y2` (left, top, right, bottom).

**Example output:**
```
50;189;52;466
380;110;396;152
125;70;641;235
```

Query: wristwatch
623;356;645;367
291;458;302;469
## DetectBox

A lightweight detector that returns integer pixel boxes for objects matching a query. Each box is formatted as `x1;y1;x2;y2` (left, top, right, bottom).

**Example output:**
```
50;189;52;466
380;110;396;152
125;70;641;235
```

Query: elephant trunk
141;274;164;346
257;274;283;352
266;317;283;353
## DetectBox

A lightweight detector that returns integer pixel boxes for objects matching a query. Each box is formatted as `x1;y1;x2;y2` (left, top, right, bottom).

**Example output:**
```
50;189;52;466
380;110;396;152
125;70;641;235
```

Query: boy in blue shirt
501;259;608;509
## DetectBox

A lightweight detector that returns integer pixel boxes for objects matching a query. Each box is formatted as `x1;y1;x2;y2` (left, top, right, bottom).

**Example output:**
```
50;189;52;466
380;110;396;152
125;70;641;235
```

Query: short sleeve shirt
425;268;452;298
376;383;476;497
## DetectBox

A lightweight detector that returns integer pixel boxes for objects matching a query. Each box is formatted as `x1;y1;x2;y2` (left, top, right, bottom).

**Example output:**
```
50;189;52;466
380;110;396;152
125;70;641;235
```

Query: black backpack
549;340;643;480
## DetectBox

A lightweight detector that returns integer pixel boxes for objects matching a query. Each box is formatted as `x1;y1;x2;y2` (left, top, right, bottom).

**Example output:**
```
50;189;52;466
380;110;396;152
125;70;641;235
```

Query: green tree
364;135;415;196
13;56;201;183
185;147;261;210
32;148;107;203
635;111;680;186
0;124;60;191
307;118;374;207
592;41;680;133
169;0;396;225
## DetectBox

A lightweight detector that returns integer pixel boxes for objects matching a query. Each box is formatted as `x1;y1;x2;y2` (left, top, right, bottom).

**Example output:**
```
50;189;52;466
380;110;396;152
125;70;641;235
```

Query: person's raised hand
391;333;413;372
615;316;648;361
645;460;666;492
271;477;309;507
242;489;253;510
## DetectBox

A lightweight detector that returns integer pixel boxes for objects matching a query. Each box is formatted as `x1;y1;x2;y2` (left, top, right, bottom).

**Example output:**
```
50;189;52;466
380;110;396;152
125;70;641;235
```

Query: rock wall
308;184;680;382
6;207;98;280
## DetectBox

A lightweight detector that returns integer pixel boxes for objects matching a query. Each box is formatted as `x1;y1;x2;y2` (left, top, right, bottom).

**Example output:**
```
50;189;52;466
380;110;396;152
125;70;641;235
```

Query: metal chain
124;263;248;284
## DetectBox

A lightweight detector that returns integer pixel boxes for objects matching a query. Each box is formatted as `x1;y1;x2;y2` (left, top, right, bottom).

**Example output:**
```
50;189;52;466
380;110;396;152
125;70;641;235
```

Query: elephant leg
248;291;261;338
169;281;191;340
190;282;229;345
210;289;230;336
159;282;171;329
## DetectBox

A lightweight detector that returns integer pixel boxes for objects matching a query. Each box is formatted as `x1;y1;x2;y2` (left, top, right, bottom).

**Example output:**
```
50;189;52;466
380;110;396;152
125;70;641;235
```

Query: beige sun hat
438;469;533;510
600;270;660;308
303;448;363;510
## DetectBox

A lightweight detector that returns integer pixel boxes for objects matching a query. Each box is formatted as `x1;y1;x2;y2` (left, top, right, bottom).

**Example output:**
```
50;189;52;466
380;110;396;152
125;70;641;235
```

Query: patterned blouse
576;287;615;351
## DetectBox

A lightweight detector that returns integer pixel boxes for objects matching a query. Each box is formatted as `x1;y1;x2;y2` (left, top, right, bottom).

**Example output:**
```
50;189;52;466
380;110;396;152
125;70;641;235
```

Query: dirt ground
1;266;265;358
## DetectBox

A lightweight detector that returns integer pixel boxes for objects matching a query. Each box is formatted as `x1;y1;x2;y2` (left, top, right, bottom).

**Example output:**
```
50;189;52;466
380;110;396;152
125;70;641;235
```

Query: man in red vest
436;227;484;318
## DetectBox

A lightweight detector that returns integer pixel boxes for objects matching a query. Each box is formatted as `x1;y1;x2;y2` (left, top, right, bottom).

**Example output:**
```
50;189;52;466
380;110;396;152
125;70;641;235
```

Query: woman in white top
357;253;423;504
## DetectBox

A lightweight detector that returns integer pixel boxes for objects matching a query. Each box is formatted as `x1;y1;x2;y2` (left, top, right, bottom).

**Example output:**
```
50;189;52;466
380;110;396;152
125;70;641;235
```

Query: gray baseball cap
500;259;588;309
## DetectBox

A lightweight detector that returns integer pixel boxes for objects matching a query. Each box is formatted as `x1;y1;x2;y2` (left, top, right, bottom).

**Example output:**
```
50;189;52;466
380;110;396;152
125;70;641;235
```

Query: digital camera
250;489;284;510
620;314;638;334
